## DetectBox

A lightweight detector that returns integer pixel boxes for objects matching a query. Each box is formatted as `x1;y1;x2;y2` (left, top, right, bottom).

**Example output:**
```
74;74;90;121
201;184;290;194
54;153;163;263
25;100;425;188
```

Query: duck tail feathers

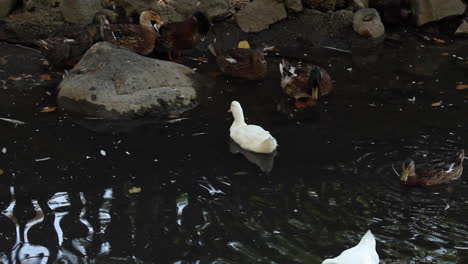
260;137;277;153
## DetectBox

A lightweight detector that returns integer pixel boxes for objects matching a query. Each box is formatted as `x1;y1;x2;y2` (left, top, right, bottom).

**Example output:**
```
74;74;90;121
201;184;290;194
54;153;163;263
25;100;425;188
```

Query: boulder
235;0;287;32
166;0;229;19
303;0;336;12
455;18;468;35
60;0;102;25
353;8;385;39
410;0;466;26
0;0;16;17
58;42;207;119
285;0;303;12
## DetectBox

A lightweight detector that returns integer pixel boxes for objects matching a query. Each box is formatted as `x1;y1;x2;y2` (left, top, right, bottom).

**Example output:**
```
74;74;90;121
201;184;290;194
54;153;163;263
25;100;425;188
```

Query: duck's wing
230;125;273;150
103;25;156;54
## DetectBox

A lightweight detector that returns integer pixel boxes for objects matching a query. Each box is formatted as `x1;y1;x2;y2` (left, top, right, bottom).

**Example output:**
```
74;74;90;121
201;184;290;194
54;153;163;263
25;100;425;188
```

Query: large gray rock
410;0;466;26
60;0;102;24
58;42;205;119
285;0;303;12
353;8;385;39
0;0;16;17
166;0;229;19
455;18;468;35
235;0;287;32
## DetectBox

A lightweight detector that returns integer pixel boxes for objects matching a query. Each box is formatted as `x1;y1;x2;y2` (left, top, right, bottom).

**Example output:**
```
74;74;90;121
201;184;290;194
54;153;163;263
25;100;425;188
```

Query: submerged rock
58;42;207;119
235;0;287;32
410;0;466;26
353;8;385;39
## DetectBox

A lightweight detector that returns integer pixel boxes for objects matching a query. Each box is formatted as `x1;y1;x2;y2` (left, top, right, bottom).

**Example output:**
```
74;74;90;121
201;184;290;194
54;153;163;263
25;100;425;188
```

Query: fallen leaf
456;84;468;90
238;40;250;49
0;169;3;175
129;187;142;194
42;60;49;65
190;57;208;62
39;73;53;80
207;71;222;77
8;76;21;81
433;38;445;44
40;106;56;113
167;114;179;118
440;52;449;56
431;102;442;107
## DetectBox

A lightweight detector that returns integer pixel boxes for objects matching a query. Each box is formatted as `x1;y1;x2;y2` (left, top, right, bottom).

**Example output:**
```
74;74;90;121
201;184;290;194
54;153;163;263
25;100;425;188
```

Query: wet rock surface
60;0;102;25
0;0;16;18
235;0;287;32
410;0;466;26
58;42;207;118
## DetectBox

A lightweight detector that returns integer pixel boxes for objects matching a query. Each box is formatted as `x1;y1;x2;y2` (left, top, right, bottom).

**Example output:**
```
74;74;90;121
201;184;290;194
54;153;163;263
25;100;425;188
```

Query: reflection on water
2;35;468;263
229;140;277;173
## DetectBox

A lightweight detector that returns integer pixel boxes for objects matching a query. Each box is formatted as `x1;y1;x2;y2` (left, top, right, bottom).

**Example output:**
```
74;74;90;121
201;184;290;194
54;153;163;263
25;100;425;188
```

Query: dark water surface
1;36;468;263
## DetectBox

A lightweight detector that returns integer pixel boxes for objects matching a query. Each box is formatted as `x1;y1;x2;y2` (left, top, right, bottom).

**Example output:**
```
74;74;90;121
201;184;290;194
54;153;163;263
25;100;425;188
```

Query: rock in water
235;0;287;32
58;42;206;119
455;18;468;35
303;0;336;12
353;8;385;39
410;0;466;26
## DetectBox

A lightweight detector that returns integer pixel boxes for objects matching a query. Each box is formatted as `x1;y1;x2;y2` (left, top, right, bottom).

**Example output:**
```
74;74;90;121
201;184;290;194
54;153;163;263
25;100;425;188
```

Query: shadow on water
1;35;468;263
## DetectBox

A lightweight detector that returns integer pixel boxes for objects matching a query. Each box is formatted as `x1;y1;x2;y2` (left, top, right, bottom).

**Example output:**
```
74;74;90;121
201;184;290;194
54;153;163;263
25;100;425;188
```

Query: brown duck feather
212;48;267;80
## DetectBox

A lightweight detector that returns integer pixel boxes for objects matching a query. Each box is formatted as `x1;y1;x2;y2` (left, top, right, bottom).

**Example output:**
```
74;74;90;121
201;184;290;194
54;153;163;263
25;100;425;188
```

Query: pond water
1;35;468;264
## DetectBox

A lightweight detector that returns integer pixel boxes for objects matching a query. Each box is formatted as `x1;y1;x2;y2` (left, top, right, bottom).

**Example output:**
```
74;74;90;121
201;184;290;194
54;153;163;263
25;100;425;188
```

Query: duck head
279;59;297;89
140;10;164;27
400;159;416;182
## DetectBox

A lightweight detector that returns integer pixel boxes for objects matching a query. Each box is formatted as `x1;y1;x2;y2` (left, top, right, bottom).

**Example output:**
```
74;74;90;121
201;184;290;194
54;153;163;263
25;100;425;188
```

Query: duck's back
230;124;275;153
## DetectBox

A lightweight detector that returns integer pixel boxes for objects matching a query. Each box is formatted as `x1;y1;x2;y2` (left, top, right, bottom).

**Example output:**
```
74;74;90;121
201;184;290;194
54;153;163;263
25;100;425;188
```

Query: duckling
99;10;164;55
398;150;464;186
228;101;278;154
322;230;379;264
279;59;333;108
35;25;95;68
208;42;267;80
158;12;210;61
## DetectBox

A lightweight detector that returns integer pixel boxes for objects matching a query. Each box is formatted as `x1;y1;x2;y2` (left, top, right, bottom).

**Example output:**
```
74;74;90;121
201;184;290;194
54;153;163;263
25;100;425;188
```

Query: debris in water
433;38;445;44
1;148;6;154
39;73;53;80
35;157;51;162
100;150;107;156
238;40;250;49
40;106;56;113
456;84;468;90
432;102;442;107
128;187;141;194
0;169;3;175
0;117;26;125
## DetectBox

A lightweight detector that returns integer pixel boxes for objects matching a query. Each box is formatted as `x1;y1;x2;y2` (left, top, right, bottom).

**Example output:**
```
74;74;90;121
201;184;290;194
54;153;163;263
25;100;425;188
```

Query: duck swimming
158;12;210;61
228;101;278;154
208;41;267;80
279;59;333;108
398;150;464;186
322;230;379;264
99;10;164;55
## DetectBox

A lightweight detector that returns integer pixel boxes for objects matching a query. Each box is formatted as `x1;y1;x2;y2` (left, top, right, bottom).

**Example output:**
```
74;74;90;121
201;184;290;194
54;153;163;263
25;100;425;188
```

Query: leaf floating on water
189;57;208;62
0;169;3;175
0;117;26;125
42;60;49;65
40;106;56;113
39;73;53;80
129;187;142;194
100;150;106;156
456;84;468;90
8;74;32;81
433;38;445;44
167;114;179;118
431;102;442;107
440;52;450;56
238;40;250;49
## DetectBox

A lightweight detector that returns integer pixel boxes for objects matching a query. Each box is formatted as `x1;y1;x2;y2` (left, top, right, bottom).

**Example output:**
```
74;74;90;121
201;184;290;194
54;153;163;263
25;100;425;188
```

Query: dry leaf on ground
40;106;56;113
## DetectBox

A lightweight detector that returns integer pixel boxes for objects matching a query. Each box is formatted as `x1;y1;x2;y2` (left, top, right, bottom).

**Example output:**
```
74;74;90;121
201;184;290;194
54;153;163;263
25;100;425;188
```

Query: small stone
284;0;303;12
353;8;385;39
235;0;287;32
455;19;468;36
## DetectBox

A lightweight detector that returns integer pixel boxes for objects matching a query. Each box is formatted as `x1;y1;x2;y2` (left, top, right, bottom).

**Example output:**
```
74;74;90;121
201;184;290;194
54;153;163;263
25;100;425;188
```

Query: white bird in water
322;230;379;264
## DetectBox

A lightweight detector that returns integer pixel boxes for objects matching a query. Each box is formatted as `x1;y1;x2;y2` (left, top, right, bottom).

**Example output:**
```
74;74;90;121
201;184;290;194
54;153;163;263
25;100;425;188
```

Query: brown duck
398;150;465;186
99;10;164;55
158;12;210;61
208;42;267;80
279;59;333;108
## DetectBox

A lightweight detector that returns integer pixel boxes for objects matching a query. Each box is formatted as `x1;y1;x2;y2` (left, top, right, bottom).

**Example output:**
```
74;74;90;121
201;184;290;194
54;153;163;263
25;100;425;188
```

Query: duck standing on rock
208;40;267;80
158;12;210;61
398;150;465;186
99;10;164;55
35;25;96;68
279;59;333;108
228;101;278;154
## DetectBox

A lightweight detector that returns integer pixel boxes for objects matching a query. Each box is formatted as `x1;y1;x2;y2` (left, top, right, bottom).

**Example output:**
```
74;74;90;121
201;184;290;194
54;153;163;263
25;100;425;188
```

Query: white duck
228;101;278;154
322;230;379;264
